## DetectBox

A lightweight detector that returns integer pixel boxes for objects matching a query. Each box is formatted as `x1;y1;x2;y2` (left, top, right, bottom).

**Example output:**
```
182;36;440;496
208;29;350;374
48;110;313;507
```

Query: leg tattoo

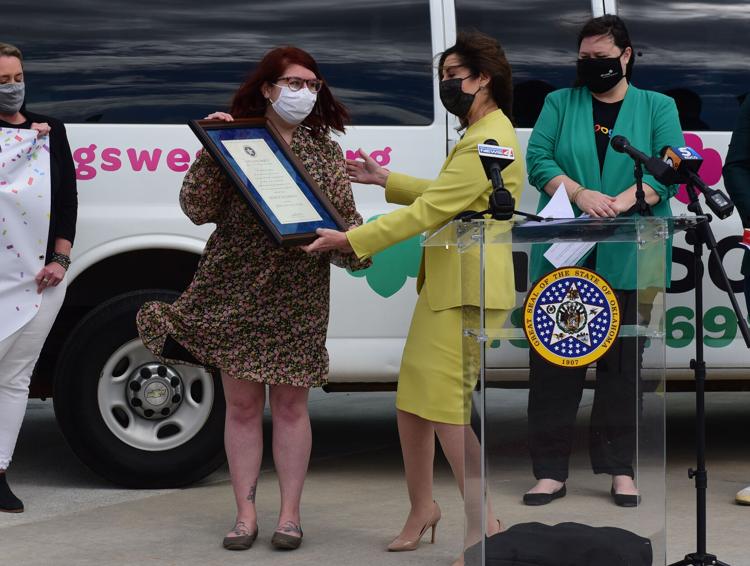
247;480;257;503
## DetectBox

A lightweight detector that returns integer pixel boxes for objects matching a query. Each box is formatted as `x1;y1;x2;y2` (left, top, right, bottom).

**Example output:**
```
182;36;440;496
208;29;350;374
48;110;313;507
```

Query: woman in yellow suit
305;31;524;558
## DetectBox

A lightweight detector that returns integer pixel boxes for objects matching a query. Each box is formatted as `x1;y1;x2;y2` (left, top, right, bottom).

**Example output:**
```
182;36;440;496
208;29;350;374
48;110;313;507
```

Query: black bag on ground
464;522;652;566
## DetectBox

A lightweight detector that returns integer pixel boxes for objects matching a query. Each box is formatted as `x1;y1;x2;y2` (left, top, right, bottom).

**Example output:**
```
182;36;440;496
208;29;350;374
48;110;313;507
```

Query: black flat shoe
0;474;24;513
523;484;566;506
610;487;641;507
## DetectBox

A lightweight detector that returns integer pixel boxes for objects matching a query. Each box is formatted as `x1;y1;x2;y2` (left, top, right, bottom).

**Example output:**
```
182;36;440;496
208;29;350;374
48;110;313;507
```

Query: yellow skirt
396;289;510;425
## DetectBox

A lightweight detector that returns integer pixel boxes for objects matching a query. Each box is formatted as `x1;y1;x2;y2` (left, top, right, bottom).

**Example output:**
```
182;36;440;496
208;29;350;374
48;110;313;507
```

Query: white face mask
270;85;317;125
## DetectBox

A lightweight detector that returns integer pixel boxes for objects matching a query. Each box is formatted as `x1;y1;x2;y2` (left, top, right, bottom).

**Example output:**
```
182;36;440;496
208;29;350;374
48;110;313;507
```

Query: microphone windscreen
610;135;629;152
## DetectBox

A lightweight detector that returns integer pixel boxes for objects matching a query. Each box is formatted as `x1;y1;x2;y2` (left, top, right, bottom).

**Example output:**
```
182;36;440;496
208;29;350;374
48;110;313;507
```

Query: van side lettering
345;147;392;167
74;144;98;180
370;146;392;166
101;147;122;172
126;148;163;172
166;149;191;173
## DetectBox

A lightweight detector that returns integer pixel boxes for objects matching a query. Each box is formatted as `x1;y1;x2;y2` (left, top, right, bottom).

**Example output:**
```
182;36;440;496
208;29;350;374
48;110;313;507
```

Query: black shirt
0;110;78;262
592;98;623;172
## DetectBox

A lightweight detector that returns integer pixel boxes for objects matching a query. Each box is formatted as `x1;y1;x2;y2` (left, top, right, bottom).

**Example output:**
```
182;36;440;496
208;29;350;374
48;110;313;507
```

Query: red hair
230;46;349;135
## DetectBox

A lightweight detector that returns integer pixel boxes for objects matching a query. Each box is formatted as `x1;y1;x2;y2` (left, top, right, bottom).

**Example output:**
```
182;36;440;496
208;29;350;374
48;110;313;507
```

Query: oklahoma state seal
523;267;620;367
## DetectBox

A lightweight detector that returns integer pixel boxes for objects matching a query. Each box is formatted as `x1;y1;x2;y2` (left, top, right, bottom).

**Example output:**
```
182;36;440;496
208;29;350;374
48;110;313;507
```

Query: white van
6;0;748;487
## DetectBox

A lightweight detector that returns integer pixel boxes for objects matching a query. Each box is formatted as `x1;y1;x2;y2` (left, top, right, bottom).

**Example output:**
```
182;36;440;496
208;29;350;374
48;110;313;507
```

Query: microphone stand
668;181;750;566
457;188;544;222
633;160;653;216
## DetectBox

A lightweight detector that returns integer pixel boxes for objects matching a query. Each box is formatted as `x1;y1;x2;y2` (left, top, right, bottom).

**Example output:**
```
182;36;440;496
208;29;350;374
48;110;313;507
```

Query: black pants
527;289;646;482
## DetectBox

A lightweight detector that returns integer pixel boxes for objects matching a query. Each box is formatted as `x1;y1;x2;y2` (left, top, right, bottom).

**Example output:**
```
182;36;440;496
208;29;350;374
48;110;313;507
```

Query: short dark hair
439;31;514;126
230;46;349;135
577;15;634;81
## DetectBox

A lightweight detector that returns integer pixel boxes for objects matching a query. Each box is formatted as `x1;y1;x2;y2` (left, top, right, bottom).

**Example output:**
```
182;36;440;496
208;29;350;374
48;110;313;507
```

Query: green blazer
347;109;525;311
526;85;684;289
723;97;750;276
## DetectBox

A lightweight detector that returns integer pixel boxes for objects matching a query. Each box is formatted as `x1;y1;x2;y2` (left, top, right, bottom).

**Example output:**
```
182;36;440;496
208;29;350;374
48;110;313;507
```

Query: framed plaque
188;117;347;246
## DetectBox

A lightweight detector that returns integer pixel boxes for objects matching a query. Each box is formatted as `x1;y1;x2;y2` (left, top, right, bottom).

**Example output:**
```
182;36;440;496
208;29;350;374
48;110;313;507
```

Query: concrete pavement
1;390;748;565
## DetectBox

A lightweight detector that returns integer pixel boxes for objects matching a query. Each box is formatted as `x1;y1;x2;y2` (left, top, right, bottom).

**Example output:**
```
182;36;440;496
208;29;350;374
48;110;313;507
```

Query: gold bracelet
571;186;586;205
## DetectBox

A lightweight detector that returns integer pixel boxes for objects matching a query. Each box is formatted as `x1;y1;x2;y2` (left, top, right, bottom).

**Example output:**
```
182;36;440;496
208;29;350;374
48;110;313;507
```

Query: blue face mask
0;82;24;114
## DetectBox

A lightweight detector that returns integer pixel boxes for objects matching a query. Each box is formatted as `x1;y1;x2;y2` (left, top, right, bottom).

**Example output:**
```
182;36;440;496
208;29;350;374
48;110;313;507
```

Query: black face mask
439;77;477;117
576;56;624;94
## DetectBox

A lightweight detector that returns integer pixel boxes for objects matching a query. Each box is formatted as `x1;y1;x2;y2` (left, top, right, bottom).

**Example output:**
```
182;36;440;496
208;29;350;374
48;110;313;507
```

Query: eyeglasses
275;76;324;94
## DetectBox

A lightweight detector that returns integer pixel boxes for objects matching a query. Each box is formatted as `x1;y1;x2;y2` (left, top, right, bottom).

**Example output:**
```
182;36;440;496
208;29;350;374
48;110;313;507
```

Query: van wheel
53;290;226;488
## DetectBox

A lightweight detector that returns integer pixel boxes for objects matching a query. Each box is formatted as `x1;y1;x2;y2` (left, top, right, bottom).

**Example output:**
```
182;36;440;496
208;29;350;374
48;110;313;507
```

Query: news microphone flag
661;146;703;175
477;142;515;162
660;146;734;219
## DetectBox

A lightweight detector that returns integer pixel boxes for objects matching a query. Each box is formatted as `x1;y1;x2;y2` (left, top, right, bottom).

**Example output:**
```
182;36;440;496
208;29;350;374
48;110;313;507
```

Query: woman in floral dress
137;46;367;551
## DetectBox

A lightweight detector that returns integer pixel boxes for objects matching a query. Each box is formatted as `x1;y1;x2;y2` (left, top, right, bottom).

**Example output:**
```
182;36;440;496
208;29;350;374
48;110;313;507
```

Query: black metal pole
633;161;653;216
691;229;707;558
668;183;730;566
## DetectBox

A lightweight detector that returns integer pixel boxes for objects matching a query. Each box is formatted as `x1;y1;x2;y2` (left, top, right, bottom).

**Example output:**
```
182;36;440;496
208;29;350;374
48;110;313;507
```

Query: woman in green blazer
305;32;524;560
523;15;683;508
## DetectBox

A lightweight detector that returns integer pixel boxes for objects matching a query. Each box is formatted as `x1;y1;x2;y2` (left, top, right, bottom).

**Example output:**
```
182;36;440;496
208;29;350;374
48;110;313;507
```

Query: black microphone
661;146;734;219
610;135;673;183
478;139;515;190
478;139;515;220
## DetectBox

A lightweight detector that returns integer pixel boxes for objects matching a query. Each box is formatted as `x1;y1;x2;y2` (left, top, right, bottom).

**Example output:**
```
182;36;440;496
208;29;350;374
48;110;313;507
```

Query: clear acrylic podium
423;216;698;566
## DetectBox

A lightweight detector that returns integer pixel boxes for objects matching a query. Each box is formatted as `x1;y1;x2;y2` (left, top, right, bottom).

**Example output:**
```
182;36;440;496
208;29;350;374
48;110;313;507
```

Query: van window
618;0;748;131
455;2;591;127
4;0;433;126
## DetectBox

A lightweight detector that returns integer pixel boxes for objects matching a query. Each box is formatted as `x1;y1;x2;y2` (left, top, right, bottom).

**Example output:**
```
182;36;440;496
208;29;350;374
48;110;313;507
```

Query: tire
53;290;226;488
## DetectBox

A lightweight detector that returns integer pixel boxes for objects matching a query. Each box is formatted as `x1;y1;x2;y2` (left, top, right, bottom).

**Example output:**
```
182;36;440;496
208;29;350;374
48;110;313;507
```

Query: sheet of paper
544;240;595;268
538;181;575;219
221;138;322;225
539;183;596;268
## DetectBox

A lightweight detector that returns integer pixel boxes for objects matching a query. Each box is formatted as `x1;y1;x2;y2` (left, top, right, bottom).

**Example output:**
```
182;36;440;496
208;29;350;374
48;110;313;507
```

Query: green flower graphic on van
347;215;421;297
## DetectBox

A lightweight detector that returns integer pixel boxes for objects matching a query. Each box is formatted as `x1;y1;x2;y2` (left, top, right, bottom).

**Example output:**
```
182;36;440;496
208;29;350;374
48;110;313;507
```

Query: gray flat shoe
222;524;258;550
271;527;303;550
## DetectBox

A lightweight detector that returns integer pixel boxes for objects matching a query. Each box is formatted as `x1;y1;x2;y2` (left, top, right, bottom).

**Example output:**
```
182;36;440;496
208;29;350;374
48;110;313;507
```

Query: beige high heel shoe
387;501;441;552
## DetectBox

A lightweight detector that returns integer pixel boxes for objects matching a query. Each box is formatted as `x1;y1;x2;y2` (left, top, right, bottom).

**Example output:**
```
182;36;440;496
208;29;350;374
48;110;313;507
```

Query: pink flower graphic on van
347;214;420;297
345;147;392;167
674;133;723;204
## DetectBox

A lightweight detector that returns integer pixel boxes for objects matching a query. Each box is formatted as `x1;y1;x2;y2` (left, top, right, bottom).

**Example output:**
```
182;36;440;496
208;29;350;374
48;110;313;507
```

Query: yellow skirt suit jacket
346;110;525;424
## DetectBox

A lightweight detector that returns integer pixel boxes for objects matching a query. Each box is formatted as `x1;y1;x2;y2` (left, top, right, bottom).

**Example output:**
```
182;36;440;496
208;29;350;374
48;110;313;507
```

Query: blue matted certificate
188;117;346;246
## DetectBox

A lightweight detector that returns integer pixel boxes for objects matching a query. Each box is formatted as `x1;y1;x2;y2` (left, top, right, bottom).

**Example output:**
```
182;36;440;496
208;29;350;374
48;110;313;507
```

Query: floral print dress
137;126;368;387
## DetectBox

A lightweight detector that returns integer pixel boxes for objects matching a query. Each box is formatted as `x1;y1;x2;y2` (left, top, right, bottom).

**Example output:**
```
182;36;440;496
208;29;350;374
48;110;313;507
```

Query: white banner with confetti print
0;128;51;341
